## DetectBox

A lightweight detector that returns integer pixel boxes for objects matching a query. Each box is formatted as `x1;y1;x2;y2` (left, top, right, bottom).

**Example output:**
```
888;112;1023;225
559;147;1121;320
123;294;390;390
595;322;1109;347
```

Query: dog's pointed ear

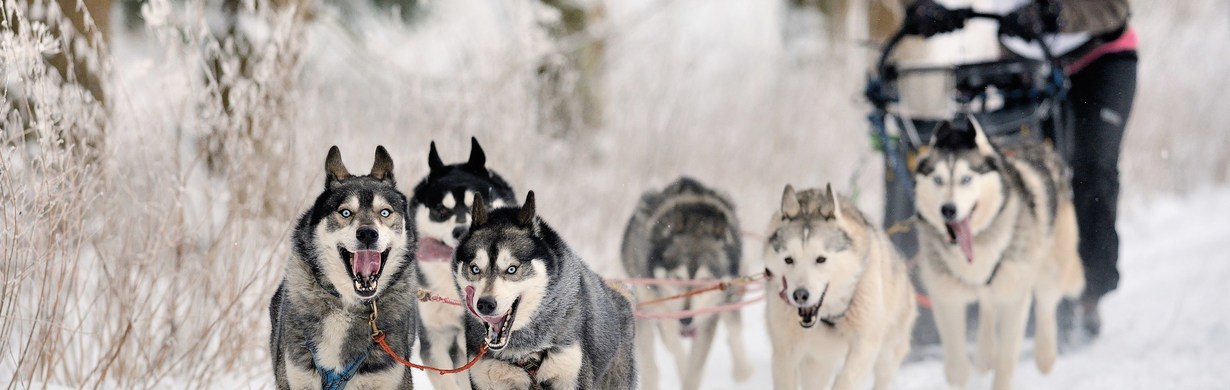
325;146;351;189
926;121;941;147
428;141;445;174
967;115;995;155
933;118;978;151
824;183;844;221
517;191;536;227
370;145;395;184
472;193;488;227
465;137;487;172
780;184;800;219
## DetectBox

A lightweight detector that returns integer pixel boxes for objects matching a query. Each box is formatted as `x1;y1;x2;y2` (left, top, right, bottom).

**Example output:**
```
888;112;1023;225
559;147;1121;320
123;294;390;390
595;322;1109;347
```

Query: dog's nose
452;226;469;240
941;203;957;221
792;288;810;304
357;226;379;247
476;297;498;316
680;317;693;327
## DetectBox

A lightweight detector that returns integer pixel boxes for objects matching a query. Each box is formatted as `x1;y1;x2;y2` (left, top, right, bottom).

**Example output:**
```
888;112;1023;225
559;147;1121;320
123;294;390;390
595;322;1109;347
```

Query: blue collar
307;339;373;390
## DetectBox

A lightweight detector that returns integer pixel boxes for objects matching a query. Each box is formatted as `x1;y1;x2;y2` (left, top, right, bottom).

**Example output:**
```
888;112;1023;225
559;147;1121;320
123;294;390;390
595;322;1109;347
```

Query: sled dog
620;177;753;390
455;192;637;389
764;184;916;390
913;116;1084;390
409;137;516;390
270;146;419;389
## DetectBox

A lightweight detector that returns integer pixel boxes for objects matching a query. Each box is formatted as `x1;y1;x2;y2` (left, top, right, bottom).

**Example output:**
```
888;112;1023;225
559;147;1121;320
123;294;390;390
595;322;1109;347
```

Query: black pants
1067;50;1137;299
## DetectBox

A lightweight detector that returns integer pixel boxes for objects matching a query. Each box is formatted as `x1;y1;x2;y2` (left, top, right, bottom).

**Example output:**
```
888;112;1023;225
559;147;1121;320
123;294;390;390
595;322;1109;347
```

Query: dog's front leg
932;296;972;387
722;309;754;381
769;331;801;390
976;293;999;372
424;326;466;390
992;294;1032;390
635;320;661;390
656;320;689;379
537;343;583;390
469;359;528;390
681;318;719;390
831;335;879;390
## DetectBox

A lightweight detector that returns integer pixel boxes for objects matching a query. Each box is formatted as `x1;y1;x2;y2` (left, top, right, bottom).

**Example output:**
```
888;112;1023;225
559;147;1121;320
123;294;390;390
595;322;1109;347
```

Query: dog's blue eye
506;265;518;274
340;209;351;218
380;209;391;218
816;256;826;264
784;257;794;265
933;177;943;186
470;265;481;275
960;175;973;185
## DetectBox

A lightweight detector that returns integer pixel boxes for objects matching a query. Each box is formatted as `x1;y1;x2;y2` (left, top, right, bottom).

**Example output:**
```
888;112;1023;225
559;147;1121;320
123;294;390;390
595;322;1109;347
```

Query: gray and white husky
409;138;516;390
620;177;753;390
763;184;917;390
270;146;419;389
913;116;1084;390
454;191;637;389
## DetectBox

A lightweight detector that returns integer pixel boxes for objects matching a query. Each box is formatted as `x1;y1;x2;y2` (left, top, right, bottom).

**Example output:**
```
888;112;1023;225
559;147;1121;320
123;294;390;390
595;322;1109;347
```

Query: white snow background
2;0;1227;388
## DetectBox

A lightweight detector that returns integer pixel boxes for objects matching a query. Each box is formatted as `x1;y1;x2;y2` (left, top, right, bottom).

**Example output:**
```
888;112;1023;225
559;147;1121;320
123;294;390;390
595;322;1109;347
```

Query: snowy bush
0;0;1224;387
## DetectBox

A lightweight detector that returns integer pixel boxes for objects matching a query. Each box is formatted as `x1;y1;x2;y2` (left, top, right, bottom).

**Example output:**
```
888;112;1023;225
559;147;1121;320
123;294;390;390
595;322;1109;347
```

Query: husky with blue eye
408;137;516;390
454;191;637;389
269;146;419;389
912;116;1084;390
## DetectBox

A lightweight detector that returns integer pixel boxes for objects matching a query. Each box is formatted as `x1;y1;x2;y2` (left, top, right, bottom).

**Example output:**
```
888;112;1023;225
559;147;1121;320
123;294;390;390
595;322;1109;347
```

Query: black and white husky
455;192;637;389
408;138;516;390
620;177;753;390
270;146;419;389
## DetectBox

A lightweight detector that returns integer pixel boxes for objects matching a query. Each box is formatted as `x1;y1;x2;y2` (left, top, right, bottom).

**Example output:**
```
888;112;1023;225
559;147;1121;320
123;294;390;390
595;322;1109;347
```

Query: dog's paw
1035;343;1057;374
732;359;754;382
944;359;971;387
975;342;996;373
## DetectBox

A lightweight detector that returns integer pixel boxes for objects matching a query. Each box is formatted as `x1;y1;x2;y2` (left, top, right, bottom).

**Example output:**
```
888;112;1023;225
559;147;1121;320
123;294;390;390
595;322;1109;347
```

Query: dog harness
509;350;549;390
307;338;373;389
820;308;847;328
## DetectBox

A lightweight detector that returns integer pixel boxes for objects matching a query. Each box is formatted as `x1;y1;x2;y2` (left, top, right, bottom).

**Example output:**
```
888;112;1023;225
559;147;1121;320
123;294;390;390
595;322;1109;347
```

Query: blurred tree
120;0;141;31
6;0;111;161
538;0;606;137
369;0;418;22
199;0;314;215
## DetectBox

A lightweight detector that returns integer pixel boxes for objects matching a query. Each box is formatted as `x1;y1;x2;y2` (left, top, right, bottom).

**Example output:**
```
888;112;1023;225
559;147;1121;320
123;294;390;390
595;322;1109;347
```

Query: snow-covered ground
5;0;1228;388
486;186;1225;390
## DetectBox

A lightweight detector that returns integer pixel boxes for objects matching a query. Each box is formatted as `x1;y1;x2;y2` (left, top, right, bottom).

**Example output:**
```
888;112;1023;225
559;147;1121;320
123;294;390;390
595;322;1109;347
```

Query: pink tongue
950;219;975;263
417;237;454;261
352;250;382;278
681;327;697;338
464;285;506;327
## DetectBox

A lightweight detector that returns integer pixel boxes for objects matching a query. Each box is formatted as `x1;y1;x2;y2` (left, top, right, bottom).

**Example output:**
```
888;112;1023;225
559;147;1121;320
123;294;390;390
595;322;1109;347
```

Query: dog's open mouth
778;277;828;329
796;285;828;329
944;217;975;263
339;246;389;298
681;323;697;338
797;303;823;328
464;286;521;351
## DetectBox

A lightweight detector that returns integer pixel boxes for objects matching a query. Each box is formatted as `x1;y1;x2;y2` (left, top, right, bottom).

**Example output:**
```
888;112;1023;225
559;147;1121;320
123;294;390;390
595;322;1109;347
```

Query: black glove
904;0;971;37
1000;0;1063;39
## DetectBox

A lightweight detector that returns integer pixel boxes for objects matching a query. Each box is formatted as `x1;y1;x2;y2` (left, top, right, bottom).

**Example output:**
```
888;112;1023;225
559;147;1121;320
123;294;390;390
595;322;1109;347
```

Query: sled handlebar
877;10;1058;79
